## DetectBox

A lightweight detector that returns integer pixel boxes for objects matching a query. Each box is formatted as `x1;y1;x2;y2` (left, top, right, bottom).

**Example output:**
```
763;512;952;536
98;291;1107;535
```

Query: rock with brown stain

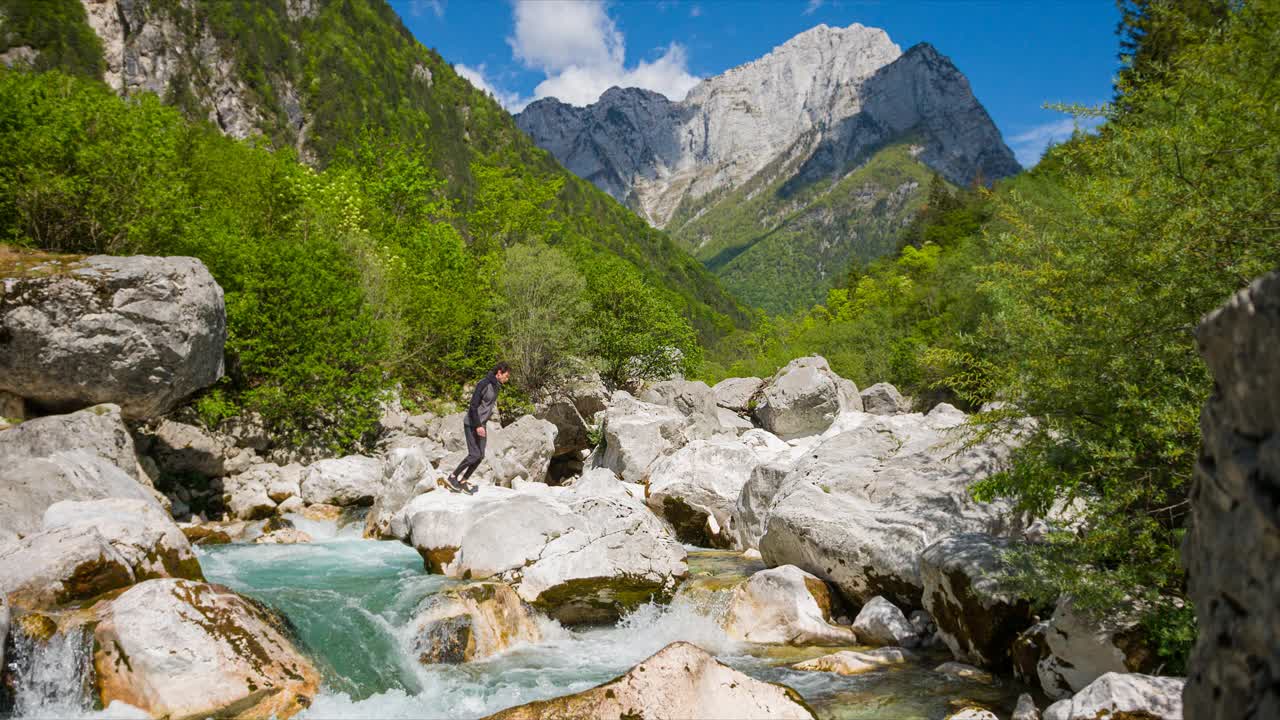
484;641;816;720
721;565;855;645
41;498;203;582
92;579;319;720
0;525;135;609
411;581;541;664
792;646;913;676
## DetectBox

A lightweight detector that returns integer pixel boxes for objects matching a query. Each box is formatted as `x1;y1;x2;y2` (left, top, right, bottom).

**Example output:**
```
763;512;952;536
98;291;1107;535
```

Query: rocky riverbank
6;254;1268;720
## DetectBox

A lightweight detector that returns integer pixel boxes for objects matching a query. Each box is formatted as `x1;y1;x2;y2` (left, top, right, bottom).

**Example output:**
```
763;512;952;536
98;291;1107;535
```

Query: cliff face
516;24;1020;312
517;24;1017;230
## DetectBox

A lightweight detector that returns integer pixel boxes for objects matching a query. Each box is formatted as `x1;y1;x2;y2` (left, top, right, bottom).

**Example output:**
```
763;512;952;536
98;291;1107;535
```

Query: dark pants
450;424;487;481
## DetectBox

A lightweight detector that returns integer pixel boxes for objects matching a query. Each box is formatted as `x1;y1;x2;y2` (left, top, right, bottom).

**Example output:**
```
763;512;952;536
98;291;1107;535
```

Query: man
443;361;511;494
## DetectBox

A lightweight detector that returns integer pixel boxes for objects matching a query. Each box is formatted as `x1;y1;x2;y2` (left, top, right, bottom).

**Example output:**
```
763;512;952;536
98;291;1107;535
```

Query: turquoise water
194;527;1027;719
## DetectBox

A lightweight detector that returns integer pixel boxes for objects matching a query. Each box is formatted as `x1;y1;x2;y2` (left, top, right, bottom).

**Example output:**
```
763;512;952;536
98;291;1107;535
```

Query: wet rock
1042;672;1183;720
646;437;763;548
301;455;384;506
590;391;691;482
254;528;313;544
860;382;910;415
1013;693;1040;720
267;464;303;502
934;662;995;684
41;498;202;582
0;525;135;609
92;579;319;719
947;709;998;720
920;534;1035;669
1037;598;1156;699
180;524;233;546
753;356;862;438
852;596;918;647
712;377;765;413
0;255;226;418
792;647;912;676
759;409;1021;608
1184;271;1280;720
485;641;816;720
364;441;443;539
721;565;855;645
411;581;541;663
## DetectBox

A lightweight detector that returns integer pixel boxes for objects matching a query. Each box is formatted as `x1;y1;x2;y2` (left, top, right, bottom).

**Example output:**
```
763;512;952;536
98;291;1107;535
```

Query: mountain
0;0;748;336
516;24;1020;313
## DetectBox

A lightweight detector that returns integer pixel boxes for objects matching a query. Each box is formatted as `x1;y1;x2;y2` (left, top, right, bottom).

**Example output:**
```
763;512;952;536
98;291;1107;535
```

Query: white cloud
508;0;701;107
804;0;825;15
689;5;702;18
455;63;530;112
405;0;445;18
1009;116;1105;167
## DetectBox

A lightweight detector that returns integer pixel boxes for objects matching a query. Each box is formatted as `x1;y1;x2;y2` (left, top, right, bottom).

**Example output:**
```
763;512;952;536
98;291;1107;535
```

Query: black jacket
465;372;500;428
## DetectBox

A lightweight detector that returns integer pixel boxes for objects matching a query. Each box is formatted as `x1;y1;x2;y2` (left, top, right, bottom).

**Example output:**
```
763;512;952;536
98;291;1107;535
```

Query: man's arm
465;379;487;427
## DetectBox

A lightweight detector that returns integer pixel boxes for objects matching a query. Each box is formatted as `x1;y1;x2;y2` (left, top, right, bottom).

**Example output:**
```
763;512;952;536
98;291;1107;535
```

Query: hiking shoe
442;475;468;493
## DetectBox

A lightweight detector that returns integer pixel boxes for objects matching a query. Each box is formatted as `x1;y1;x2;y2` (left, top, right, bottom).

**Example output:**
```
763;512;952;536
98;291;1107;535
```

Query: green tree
587;263;701;387
496;242;590;395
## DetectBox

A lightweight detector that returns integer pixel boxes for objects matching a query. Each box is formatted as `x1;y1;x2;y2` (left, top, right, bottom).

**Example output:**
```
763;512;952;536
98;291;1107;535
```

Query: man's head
493;361;511;384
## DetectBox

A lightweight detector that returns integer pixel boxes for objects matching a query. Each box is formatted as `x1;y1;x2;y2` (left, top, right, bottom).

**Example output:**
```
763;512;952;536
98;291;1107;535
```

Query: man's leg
458;428;487;482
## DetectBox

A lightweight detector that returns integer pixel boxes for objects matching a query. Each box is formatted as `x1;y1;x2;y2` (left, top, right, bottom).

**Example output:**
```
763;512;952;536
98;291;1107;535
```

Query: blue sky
390;1;1121;167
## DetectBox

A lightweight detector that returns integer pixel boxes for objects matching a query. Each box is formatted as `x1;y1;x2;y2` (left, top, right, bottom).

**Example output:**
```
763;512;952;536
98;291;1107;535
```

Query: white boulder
712;377;764;413
1043;673;1183;720
300;455;384;506
853;596;918;647
0;254;226;418
753;356;862;438
792;647;913;676
721;565;855;645
1037;598;1157;699
646;437;762;548
590;391;690;482
410;581;541;663
860;382;910;415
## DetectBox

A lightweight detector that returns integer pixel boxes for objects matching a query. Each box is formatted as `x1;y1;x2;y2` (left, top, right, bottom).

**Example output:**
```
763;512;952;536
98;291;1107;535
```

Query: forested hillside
0;0;747;452
708;0;1277;668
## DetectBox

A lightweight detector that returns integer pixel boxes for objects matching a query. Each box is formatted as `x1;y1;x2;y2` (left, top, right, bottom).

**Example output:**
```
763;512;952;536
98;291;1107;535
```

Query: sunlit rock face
517;24;1018;228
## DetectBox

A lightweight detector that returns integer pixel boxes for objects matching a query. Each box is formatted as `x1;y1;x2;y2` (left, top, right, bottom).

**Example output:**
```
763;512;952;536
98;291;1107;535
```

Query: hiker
444;361;511;494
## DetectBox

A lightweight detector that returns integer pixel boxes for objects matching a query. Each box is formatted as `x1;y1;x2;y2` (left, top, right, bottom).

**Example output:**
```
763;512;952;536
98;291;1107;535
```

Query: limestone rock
934;662;995;684
365;441;443;539
1013;694;1040;720
639;379;724;437
753;357;861;438
712;377;765;413
852;596;917;647
301;455;384;506
0;525;135;609
486;415;557;485
1037;598;1156;699
0;403;144;482
734;461;792;551
222;464;279;520
860;382;909;415
1042;673;1183;720
485;641;815;720
1184;271;1280;720
721;565;855;645
590;391;690;482
920;534;1035;669
148;420;238;477
646;438;762;548
0;255;225;418
792;647;912;676
947;710;998;720
0;451;159;539
395;484;687;624
92;579;320;720
758;408;1022;608
41;498;202;582
254;528;313;544
411;582;541;663
0;599;8;672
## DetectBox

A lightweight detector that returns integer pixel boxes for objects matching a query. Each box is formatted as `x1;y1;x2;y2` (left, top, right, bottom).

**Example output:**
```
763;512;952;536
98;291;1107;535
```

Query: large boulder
734;461;792;550
485;641;816;720
364;440;444;539
1043;673;1183;720
645;438;762;548
1036;598;1156;699
639;380;724;438
148;419;252;478
535;373;611;456
396;484;688;624
753;357;862;438
721;565;855;645
92;579;319;719
859;382;910;415
920;534;1035;669
0;254;226;418
410;581;542;664
0;525;136;609
485;415;558;485
0;452;159;539
712;377;765;413
1184;271;1280;720
758;409;1021;608
42;498;202;582
221;463;280;520
0;403;144;482
300;455;384;506
590;392;690;482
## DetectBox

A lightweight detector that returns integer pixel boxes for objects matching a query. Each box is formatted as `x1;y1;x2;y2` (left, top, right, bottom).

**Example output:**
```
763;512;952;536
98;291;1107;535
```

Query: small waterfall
9;625;94;719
